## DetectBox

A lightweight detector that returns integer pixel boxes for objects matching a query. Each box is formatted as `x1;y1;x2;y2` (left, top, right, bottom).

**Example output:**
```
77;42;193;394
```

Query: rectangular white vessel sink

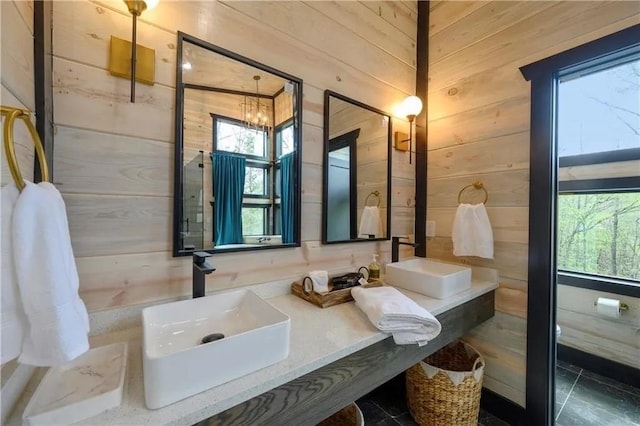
385;259;472;299
142;289;290;409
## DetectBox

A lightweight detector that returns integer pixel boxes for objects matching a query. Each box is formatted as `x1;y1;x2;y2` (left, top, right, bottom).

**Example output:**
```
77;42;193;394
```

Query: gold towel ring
364;190;381;207
1;106;49;191
457;181;488;205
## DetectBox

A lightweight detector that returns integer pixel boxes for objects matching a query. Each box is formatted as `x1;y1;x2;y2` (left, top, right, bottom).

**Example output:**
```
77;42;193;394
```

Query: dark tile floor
355;373;508;426
555;361;640;426
355;364;640;426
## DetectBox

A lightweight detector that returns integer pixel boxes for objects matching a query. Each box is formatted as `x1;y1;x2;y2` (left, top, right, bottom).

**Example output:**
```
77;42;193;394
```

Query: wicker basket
317;402;364;426
406;340;484;426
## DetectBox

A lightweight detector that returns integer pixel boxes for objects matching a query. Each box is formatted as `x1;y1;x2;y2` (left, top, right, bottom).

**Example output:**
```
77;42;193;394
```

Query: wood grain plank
52;1;176;87
303;1;416;67
428;169;529;208
428;1;487;37
53;126;172;196
557;284;640;326
12;0;34;35
429;1;640;91
1;0;35;110
199;292;494;426
53;57;174;142
427;206;529;244
428;63;530;122
359;1;418;41
64;194;171;257
559;160;640;181
428;96;530;151
1;86;35;187
428;238;529;282
430;2;554;64
428;131;529;179
220;1;415;95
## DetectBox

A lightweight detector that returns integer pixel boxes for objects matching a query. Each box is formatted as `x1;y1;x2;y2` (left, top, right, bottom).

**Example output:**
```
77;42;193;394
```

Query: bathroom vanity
8;275;497;426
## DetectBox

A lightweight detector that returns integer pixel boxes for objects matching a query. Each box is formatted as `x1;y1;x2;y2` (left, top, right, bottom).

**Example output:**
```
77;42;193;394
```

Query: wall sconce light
108;0;158;103
394;95;423;164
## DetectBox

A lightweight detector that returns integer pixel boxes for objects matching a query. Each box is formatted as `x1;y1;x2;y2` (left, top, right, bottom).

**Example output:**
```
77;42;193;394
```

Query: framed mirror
322;90;392;244
173;32;302;256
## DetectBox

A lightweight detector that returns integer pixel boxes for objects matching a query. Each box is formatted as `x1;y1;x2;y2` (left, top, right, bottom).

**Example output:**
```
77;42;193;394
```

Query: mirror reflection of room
324;92;391;244
178;37;299;253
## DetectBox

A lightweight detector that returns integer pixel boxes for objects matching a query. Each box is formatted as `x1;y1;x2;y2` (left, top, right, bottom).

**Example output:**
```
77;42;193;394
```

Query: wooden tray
291;280;383;308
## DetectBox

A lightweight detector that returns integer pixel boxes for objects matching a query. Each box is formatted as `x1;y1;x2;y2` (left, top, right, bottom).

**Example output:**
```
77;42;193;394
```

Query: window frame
520;24;640;425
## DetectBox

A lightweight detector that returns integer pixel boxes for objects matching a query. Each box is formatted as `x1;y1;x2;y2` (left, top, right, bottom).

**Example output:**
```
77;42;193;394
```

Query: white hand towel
358;206;383;238
12;181;90;366
452;203;494;259
1;184;28;363
351;286;441;346
309;270;329;294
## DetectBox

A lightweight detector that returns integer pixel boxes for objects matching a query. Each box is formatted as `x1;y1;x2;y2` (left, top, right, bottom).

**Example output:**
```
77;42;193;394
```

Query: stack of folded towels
351;286;441;346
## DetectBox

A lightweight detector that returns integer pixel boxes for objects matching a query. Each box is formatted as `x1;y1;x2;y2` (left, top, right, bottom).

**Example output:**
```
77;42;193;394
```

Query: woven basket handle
472;356;484;371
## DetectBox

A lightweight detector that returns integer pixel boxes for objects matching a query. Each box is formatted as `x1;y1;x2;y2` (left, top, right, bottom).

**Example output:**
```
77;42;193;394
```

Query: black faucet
391;236;419;263
193;252;216;298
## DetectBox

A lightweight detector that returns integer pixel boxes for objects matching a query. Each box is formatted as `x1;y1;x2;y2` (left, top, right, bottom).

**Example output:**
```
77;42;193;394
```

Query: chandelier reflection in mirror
240;75;271;131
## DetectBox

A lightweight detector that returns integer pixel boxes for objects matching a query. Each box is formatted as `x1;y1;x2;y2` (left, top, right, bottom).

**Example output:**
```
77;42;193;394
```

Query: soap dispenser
369;254;381;281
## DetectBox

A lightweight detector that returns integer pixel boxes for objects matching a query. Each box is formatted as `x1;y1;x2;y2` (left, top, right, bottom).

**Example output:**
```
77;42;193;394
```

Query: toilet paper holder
593;300;629;310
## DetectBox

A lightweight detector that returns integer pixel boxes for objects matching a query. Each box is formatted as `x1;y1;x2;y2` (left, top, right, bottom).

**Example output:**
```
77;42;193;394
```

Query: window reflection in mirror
322;91;392;244
174;33;302;255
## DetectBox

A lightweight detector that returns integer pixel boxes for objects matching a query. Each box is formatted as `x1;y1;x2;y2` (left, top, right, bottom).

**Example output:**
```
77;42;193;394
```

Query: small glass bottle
369;254;381;281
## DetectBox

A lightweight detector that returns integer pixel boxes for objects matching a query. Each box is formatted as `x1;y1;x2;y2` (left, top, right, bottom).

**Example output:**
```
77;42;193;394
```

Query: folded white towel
452;203;494;259
13;181;90;366
1;184;28;363
358;206;383;238
309;270;329;294
351;286;441;346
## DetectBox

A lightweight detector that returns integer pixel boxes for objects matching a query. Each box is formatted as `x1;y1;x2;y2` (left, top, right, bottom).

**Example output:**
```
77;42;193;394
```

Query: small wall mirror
174;32;302;255
322;90;391;244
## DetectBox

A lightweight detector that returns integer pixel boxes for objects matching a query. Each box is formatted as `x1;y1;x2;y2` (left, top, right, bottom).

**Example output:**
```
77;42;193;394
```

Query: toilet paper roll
596;297;621;319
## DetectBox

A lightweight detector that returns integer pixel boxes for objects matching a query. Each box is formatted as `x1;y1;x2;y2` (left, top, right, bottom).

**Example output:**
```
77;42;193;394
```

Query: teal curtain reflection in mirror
280;152;295;244
212;152;246;245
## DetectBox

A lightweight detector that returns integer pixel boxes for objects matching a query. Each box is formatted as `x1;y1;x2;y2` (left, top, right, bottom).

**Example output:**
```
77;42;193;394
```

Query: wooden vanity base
198;291;495;426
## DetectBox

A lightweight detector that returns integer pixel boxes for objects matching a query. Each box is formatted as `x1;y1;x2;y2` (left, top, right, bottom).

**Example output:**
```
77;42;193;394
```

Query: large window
557;57;640;285
212;116;273;238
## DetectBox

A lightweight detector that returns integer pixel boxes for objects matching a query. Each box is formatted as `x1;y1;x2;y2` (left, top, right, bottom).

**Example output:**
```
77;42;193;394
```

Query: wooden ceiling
182;40;287;96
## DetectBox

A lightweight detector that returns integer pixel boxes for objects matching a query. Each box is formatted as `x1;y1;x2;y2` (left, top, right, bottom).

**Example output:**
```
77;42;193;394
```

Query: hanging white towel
452;203;494;259
12;181;90;366
1;184;28;364
358;206;383;238
351;286;441;346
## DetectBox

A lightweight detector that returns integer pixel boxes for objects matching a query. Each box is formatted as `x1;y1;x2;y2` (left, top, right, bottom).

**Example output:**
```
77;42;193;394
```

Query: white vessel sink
142;289;290;409
385;259;472;299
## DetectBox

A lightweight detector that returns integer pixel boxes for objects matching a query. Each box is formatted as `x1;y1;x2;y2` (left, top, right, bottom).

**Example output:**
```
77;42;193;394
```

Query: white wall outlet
426;220;436;237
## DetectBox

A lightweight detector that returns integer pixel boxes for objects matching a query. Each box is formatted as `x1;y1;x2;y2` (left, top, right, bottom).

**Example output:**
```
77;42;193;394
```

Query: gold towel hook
364;190;381;207
1;106;49;191
457;181;488;205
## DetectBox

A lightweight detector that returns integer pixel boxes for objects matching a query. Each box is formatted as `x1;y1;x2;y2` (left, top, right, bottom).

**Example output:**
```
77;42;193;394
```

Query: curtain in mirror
212;152;246;245
280;152;295;244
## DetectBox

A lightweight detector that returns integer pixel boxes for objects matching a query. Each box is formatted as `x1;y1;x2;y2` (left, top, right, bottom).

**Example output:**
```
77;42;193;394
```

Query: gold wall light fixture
394;95;423;164
109;0;158;103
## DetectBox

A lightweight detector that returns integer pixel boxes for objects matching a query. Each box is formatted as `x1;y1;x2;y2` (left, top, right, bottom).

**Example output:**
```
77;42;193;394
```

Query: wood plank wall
50;1;417;312
426;1;640;406
1;0;36;187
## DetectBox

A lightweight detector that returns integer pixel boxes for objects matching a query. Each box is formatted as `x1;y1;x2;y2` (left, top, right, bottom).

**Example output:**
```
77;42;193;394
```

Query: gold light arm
1;106;49;191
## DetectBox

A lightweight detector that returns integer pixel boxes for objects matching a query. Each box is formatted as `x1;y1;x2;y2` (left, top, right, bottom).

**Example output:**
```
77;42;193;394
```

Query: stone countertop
10;279;498;426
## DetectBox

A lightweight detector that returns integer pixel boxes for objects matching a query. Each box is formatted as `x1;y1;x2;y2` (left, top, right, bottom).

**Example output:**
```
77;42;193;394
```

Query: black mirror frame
173;32;303;256
321;90;392;245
